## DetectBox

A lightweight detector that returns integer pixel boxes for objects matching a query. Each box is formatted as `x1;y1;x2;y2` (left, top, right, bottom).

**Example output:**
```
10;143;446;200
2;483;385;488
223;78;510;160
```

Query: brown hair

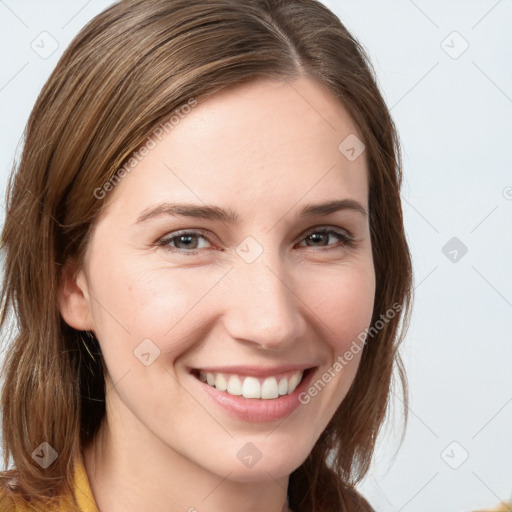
0;0;413;510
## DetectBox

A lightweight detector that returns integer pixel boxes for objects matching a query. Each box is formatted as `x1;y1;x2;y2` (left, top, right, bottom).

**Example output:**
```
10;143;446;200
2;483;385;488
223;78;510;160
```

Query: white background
0;1;511;511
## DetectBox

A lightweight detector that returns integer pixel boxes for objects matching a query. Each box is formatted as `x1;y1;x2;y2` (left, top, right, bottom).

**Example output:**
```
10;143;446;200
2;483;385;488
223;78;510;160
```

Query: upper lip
190;364;316;378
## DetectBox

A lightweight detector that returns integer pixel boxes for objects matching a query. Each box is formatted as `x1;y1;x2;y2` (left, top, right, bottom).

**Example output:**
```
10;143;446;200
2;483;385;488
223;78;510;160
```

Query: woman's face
66;76;375;481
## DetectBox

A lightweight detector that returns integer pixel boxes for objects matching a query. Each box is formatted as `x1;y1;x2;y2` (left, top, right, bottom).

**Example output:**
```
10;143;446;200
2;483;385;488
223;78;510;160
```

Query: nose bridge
224;241;304;349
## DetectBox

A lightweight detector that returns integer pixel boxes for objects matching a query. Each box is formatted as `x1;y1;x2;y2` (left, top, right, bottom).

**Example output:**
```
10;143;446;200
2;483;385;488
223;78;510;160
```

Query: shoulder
0;452;96;512
474;504;512;512
0;488;70;512
0;480;64;512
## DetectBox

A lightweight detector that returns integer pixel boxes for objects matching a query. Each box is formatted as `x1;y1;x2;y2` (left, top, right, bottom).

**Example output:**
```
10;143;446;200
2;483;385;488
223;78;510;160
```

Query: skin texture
59;75;376;512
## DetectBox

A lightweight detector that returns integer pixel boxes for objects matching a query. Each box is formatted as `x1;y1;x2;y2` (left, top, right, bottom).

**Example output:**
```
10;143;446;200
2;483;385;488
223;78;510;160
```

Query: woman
0;0;413;511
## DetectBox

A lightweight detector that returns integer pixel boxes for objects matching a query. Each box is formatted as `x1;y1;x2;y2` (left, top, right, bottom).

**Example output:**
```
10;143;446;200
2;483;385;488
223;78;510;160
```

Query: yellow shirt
0;454;99;512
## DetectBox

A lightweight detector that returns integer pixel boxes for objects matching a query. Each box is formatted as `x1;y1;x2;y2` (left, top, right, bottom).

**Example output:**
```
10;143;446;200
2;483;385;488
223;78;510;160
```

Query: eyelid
301;224;353;240
297;226;356;249
156;225;356;254
156;228;215;249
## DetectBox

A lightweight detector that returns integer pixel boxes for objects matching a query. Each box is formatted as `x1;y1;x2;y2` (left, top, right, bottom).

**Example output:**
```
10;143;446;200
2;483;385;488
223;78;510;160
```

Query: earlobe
58;259;94;331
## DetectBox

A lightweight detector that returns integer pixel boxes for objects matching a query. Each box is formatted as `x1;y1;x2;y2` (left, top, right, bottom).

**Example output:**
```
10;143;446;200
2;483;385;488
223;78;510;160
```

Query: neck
82;396;290;512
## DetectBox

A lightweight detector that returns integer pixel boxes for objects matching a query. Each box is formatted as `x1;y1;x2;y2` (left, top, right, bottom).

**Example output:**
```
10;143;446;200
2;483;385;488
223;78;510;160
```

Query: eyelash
156;227;356;255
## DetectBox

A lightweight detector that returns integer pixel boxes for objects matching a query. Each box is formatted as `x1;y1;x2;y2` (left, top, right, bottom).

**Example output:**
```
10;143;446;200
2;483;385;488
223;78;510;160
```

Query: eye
156;230;213;254
296;227;355;250
156;226;355;255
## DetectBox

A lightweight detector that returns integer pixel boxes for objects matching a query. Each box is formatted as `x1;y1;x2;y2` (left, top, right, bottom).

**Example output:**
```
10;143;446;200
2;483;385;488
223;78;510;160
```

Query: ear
58;258;95;331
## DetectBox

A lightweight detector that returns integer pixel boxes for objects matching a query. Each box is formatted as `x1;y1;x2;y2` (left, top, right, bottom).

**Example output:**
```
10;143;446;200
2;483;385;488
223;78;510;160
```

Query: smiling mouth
191;368;313;400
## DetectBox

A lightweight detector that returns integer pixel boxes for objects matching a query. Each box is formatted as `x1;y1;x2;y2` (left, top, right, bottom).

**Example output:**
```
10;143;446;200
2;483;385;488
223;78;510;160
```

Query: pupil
179;235;196;248
309;233;326;246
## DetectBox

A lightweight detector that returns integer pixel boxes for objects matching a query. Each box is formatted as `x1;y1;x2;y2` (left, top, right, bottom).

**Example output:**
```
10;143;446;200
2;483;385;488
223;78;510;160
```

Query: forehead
99;75;368;225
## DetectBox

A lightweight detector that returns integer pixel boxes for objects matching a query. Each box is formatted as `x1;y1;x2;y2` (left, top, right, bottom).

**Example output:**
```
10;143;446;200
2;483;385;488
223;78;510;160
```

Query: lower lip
194;369;316;423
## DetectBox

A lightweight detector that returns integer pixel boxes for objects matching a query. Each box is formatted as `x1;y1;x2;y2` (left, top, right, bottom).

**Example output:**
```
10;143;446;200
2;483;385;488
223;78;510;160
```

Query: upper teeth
198;370;303;399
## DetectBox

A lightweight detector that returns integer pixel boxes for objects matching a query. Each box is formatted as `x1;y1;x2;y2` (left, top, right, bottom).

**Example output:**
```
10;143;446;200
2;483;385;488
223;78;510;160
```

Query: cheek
88;262;227;357
292;262;375;435
88;249;375;369
304;262;376;353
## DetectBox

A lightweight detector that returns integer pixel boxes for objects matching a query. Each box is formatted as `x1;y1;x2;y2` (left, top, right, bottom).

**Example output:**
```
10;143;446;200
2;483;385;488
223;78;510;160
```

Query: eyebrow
134;198;368;225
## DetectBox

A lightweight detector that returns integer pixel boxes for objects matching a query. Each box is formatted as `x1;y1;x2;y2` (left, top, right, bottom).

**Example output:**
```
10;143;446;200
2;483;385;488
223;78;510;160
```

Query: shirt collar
71;453;99;512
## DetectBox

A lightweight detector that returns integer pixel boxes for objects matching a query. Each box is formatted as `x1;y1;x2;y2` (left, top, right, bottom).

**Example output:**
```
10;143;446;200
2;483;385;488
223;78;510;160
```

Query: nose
221;249;307;352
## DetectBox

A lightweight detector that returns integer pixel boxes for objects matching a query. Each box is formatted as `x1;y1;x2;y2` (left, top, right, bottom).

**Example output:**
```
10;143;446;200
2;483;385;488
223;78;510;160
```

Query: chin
218;436;311;483
220;457;305;484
